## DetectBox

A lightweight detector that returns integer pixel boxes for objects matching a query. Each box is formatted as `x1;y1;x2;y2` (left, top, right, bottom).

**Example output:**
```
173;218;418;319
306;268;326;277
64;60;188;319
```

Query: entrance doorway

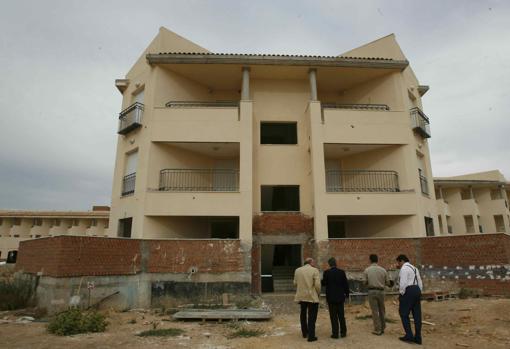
261;244;302;293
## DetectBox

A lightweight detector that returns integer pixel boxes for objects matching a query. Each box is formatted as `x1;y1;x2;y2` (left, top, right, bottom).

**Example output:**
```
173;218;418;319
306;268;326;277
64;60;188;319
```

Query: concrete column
241;67;250;100
308;69;318;101
239;100;253;245
308;101;328;241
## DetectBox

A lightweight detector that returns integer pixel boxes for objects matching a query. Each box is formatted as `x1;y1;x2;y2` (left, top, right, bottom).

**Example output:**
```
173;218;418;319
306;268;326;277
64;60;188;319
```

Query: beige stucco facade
108;28;439;243
435;170;510;235
0;207;109;259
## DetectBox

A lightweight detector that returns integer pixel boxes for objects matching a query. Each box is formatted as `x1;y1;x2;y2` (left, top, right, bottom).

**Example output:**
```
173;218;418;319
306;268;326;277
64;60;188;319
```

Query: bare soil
1;295;509;349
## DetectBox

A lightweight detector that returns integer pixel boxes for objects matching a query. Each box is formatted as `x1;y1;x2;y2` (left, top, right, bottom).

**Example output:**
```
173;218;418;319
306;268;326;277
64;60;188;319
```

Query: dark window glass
210;217;239;239
261;186;300;211
260;122;297;144
328;217;346;238
118;217;132;238
424;216;434;237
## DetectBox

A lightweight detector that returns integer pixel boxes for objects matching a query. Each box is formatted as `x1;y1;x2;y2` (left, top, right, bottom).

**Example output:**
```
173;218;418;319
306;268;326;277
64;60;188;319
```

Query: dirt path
1;297;509;349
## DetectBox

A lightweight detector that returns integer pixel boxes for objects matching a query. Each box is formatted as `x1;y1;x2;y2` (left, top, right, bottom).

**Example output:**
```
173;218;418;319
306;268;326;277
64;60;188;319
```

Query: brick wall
16;236;246;277
145;239;245;273
253;213;313;235
323;234;510;296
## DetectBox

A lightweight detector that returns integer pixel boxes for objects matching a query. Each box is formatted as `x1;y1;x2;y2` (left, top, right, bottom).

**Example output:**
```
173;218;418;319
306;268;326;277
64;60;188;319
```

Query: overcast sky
0;0;509;210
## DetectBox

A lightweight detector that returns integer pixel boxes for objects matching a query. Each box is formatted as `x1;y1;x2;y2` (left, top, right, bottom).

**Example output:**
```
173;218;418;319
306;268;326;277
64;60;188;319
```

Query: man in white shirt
396;254;423;345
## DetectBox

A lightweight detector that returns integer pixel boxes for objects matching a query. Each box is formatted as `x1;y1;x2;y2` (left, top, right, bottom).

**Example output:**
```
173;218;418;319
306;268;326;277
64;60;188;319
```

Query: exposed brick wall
251;244;261;293
16;236;246;277
145;239;245;273
16;236;141;277
253;213;313;235
321;238;418;271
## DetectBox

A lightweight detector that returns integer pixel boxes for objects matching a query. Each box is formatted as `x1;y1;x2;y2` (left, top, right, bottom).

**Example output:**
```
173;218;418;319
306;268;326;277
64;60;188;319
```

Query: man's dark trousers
399;285;422;342
300;302;319;339
328;302;346;337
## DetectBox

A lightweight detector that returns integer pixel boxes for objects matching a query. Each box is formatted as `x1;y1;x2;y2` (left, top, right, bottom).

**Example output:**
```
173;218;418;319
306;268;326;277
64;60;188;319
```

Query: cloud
0;0;509;210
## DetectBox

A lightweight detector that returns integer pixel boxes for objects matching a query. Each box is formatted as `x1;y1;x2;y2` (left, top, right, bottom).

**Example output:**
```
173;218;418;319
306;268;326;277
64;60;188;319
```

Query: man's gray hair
304;257;314;265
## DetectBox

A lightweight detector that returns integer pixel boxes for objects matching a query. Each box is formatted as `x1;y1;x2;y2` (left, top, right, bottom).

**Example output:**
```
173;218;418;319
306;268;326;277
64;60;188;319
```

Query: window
260;122;297;144
261;186;300;211
33;218;43;227
464;215;474;233
90;219;97;227
210;217;239;239
0;218;3;226
13;218;21;226
490;189;503;200
122;150;138;196
328;217;346;238
438;215;443;234
460;189;472;200
72;219;79;227
104;220;109;229
118;218;132;238
494;215;505;232
53;219;61;227
424;217;434;237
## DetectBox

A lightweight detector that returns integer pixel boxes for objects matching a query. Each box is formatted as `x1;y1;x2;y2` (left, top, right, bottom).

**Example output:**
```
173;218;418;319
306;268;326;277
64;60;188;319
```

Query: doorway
261;244;302;292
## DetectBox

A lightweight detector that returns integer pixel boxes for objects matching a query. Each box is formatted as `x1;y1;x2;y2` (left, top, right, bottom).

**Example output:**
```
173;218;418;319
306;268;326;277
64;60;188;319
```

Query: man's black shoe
414;338;422;345
307;337;318;342
340;333;347;338
331;334;339;339
302;333;308;339
399;336;415;344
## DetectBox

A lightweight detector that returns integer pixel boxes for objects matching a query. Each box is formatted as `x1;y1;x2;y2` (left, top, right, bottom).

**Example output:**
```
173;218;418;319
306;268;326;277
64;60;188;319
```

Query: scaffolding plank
173;309;272;320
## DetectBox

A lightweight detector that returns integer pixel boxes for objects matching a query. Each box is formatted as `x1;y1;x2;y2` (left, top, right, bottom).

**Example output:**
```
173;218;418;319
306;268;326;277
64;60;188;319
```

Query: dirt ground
1;295;509;349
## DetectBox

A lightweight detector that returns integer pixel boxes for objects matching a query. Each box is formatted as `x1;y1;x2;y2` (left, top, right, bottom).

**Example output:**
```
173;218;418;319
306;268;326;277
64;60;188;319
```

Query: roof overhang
417;85;429;96
433;179;506;188
146;53;409;70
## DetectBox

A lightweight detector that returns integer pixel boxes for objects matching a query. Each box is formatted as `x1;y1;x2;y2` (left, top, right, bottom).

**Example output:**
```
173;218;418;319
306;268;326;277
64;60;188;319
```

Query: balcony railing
420;175;429;195
410;107;431;138
322;103;390;111
325;170;399;192
121;173;136;196
159;169;239;192
165;100;240;108
118;102;144;135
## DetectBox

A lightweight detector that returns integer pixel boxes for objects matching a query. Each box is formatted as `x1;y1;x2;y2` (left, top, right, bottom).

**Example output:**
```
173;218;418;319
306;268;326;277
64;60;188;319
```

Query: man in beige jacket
294;257;321;342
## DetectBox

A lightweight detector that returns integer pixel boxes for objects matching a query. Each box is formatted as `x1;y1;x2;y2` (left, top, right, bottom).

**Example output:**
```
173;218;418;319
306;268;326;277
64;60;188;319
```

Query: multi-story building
108;27;438;291
0;206;109;259
435;170;510;235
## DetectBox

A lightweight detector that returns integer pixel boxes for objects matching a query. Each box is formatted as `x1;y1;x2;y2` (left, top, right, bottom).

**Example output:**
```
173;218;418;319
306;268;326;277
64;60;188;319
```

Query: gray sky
0;0;509;210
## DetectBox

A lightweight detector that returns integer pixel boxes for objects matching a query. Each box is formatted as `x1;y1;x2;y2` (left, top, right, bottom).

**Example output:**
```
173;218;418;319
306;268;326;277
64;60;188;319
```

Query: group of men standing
293;254;423;345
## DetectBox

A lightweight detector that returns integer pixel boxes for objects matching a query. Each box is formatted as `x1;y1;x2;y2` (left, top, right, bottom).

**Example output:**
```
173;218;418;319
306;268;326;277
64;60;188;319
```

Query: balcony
410;107;431;138
159;169;239;192
420;175;429;195
118;102;143;135
320;107;410;144
121;173;136;196
326;170;399;193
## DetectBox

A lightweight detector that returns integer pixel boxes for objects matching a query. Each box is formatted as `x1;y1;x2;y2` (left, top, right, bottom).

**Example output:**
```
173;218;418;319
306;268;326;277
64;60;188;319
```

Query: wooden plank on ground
173;309;272;320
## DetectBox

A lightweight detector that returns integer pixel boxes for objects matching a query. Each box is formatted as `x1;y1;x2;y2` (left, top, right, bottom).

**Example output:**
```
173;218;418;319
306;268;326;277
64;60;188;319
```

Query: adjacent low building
435;170;510;235
0;206;109;259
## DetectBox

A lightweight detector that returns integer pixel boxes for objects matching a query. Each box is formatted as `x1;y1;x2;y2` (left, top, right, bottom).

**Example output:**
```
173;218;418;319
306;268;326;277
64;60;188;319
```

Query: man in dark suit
322;257;350;338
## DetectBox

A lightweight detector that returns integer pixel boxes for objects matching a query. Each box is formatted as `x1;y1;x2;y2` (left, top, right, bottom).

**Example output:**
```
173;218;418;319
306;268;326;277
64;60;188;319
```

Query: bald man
294;257;321;342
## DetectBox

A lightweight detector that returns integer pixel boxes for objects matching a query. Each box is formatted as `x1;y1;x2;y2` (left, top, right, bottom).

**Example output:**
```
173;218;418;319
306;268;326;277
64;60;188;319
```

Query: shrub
0;278;34;310
47;308;108;336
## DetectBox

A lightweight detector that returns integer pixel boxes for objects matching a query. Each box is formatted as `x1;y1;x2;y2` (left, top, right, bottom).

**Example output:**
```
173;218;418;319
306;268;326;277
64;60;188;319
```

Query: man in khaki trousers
363;254;392;335
294;257;321;342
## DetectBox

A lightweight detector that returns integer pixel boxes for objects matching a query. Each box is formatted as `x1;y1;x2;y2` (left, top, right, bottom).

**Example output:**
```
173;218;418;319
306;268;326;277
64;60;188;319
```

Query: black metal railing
121;173;136;196
165;100;240;108
325;170;399;192
420;175;429;195
322;103;390;111
118;102;144;135
159;169;239;192
410;107;431;138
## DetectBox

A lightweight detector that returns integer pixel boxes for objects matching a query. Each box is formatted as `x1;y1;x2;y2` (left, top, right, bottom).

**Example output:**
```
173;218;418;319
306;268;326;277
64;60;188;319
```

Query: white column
309;69;318;101
241;67;250;100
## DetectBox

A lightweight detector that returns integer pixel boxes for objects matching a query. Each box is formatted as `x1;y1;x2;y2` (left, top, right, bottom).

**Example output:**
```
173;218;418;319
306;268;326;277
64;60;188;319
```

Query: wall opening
261;244;301;293
261;185;300;211
260;122;297;144
118;217;133;238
